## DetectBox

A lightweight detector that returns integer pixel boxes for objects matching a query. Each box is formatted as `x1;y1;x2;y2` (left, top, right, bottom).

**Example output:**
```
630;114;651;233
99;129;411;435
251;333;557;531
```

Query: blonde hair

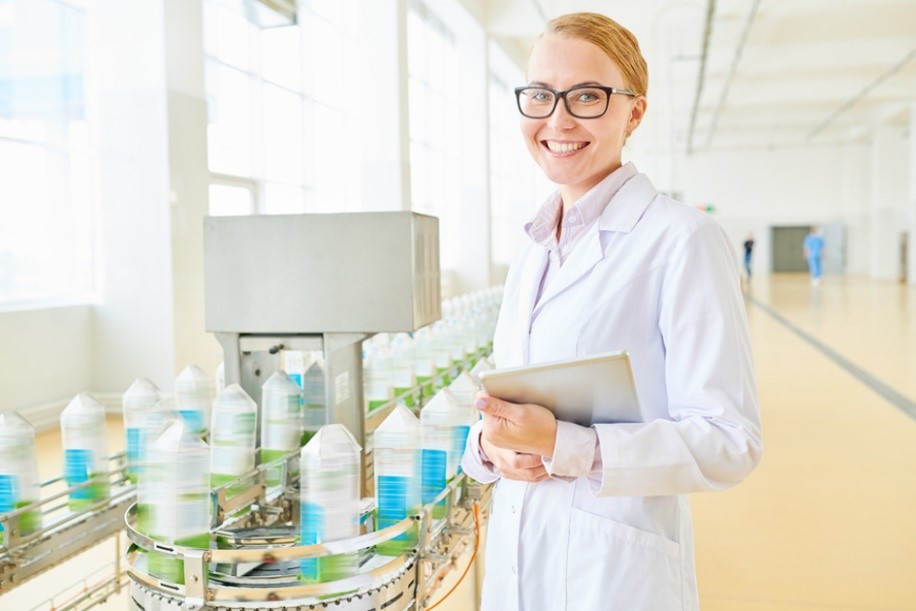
542;12;648;96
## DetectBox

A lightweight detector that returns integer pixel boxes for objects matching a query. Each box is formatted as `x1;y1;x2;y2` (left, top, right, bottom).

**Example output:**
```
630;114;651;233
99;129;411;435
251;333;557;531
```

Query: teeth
546;141;585;153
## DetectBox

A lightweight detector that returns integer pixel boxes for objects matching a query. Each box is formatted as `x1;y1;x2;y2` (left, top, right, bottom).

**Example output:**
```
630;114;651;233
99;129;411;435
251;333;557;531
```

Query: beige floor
3;273;915;610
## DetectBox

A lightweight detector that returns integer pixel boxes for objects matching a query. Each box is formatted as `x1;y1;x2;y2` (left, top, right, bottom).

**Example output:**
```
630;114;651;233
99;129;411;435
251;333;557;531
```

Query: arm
589;220;762;496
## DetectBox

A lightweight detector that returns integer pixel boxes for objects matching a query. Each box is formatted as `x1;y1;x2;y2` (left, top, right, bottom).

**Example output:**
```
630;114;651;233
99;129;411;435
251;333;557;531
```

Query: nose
547;97;576;129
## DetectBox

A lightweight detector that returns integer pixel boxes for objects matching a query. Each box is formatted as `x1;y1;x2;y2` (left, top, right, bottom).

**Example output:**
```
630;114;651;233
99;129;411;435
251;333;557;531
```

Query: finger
475;395;516;421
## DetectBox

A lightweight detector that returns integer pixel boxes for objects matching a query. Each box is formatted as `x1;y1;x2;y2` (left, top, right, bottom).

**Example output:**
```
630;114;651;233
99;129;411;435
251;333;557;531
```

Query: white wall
0;305;93;423
675;144;870;274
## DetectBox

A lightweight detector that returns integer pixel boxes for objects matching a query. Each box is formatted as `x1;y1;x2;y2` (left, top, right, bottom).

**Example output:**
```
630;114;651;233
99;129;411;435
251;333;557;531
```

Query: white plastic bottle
390;334;418;408
301;359;326;444
122;378;161;483
448;371;479;410
373;404;422;555
145;418;211;585
0;412;42;544
174;365;214;437
209;384;257;497
135;399;181;535
61;393;110;510
420;389;472;518
260;370;304;487
300;423;362;584
363;343;393;413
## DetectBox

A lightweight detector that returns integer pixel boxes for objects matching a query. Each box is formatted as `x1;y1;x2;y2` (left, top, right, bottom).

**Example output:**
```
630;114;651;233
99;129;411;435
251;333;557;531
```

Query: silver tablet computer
478;351;641;426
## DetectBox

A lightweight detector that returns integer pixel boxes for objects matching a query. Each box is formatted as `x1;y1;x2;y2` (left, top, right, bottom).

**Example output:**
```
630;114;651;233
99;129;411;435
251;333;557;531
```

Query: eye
572;89;602;104
528;89;553;104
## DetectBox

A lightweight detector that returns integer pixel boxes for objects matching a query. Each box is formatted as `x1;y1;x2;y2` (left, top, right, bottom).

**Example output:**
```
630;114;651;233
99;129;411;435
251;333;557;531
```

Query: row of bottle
2;363;491;591
363;288;502;411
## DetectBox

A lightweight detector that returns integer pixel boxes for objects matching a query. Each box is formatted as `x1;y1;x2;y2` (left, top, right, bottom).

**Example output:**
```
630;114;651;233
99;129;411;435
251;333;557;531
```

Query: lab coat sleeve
460;420;501;484
592;219;763;497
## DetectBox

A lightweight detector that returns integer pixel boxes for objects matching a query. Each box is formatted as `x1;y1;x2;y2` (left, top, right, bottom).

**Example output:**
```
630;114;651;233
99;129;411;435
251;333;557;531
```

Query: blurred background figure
743;232;755;278
803;226;826;285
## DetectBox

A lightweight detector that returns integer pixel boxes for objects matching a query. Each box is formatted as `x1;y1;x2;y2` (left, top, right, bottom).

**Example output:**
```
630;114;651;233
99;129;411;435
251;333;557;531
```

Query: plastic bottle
410;329;437;399
301;359;327;444
122;378;161;483
373;404;421;555
420;389;472;518
174;365;214;437
260;370;304;487
61;393;110;510
448;371;478;409
300;424;362;584
363;343;393;413
390;334;417;408
144;418;211;584
209;384;257;498
0;412;42;545
135;399;181;535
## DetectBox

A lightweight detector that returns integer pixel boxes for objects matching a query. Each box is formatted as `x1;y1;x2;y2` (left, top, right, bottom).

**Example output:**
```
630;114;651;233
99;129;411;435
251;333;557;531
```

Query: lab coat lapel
532;222;604;313
516;246;548;365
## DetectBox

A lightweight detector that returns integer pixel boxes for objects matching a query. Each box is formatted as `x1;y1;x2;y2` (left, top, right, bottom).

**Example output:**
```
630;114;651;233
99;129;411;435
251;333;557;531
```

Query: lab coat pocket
566;507;683;610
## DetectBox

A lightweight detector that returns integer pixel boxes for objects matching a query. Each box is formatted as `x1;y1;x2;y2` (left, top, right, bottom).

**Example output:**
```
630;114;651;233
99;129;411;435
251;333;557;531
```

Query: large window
204;0;360;217
406;2;461;270
487;43;551;267
0;0;94;307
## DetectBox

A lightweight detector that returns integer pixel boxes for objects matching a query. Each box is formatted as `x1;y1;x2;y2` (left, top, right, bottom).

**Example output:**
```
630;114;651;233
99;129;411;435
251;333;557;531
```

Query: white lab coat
462;172;762;610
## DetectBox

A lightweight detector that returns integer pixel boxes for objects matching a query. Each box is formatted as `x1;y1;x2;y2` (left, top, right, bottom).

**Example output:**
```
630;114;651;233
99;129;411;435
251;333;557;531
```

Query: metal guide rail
124;475;491;611
0;453;133;603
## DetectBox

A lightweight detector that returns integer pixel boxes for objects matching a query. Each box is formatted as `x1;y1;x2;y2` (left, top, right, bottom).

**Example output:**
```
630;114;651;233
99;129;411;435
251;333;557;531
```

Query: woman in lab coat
461;12;763;611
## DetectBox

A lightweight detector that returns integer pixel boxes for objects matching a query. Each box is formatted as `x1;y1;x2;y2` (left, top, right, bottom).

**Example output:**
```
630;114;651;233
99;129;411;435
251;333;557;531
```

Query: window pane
206;61;253;176
203;2;252;70
262;25;300;91
0;0;92;306
263;83;303;184
264;182;305;214
311;104;344;211
308;16;342;106
0;141;91;303
209;183;253;216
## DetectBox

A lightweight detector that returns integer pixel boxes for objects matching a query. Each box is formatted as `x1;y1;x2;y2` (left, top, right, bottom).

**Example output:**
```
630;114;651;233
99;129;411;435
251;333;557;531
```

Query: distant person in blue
743;232;754;277
803;226;825;285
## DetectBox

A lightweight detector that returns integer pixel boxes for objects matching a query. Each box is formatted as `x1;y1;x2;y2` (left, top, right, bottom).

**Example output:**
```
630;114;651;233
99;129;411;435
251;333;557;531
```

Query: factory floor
3;273;915;610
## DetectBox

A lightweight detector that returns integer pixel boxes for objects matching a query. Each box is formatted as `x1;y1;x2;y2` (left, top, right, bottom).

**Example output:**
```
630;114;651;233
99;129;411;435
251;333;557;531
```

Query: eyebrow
527;80;605;89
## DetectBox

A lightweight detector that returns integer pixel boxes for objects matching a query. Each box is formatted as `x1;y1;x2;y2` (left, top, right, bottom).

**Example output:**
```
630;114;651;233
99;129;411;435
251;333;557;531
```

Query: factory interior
1;0;915;610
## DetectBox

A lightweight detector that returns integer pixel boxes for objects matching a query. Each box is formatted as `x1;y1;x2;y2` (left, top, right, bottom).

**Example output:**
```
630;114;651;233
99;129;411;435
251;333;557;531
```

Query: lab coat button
511;505;516;514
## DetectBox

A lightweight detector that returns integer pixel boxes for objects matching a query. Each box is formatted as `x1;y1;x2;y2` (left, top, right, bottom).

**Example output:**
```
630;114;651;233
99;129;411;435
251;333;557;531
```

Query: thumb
475;394;512;419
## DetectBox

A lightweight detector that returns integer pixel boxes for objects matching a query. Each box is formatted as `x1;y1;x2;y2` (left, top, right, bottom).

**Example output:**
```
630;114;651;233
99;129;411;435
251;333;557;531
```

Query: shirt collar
524;162;638;247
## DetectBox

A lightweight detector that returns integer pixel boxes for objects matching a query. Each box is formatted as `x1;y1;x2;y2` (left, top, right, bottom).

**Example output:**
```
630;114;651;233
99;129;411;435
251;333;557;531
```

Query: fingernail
475;398;487;410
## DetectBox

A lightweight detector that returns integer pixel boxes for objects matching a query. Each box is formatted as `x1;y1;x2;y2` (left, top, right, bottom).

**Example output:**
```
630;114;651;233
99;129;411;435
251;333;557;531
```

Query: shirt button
511;505;516;514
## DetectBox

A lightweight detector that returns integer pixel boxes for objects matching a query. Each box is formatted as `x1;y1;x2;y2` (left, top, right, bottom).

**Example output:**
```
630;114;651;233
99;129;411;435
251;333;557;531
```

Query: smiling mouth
544;140;587;154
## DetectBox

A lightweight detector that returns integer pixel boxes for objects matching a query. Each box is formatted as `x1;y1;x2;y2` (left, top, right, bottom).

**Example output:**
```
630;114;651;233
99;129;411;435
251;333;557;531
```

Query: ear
626;95;648;136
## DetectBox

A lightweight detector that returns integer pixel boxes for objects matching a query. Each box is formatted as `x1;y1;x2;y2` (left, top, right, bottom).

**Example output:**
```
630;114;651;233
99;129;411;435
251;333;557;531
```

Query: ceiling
458;0;916;153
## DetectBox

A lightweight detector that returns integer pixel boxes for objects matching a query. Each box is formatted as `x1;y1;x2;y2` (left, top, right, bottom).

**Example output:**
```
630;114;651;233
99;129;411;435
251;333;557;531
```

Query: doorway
771;226;809;272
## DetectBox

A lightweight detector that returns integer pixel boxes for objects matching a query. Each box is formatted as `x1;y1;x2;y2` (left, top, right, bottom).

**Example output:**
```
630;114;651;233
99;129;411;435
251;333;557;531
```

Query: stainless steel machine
204;211;441;493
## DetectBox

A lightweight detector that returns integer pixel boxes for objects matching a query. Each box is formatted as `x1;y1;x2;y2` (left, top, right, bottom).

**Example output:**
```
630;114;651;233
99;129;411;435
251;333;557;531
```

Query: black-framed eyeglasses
514;84;637;119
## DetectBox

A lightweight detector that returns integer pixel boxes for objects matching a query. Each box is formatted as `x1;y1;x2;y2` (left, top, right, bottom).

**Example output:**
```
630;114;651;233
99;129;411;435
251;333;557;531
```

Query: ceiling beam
686;0;716;155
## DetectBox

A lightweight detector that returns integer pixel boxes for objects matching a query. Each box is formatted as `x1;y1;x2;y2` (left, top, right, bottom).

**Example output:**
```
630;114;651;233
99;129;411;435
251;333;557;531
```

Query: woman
461;12;763;611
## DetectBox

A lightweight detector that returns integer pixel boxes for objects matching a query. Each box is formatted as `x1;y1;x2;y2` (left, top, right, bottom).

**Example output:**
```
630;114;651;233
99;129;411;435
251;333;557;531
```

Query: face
522;34;646;206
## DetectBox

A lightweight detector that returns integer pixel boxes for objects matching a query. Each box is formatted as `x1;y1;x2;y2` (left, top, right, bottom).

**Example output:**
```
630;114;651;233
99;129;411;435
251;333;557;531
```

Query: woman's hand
476;392;558;459
480;435;549;482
